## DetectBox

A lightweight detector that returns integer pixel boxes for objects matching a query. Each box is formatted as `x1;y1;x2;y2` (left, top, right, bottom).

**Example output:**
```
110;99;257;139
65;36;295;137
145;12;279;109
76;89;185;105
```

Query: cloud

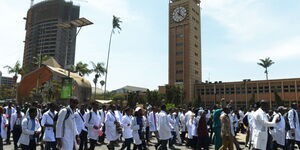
236;36;300;62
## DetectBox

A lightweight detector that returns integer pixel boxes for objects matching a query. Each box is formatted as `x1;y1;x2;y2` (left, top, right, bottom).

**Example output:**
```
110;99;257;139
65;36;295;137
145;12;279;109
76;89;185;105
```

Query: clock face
172;6;187;22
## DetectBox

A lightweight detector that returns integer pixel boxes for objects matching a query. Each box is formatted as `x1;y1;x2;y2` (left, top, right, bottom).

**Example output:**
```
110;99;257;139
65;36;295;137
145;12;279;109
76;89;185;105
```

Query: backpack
243;115;249;127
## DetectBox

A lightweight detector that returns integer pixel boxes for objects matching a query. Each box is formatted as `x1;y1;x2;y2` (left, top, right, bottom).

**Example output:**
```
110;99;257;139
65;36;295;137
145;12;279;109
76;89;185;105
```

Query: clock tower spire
168;0;201;102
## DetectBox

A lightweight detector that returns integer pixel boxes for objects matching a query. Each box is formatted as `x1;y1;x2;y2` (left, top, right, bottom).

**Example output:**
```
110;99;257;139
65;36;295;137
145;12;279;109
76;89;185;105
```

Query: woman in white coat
56;99;80;150
105;105;120;150
0;106;8;150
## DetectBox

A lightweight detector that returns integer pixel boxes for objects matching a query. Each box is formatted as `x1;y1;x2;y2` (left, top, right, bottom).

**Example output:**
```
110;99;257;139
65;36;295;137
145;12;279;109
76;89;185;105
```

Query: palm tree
73;61;91;77
32;54;50;67
91;62;106;99
104;15;122;99
257;57;275;80
100;80;105;90
4;61;24;82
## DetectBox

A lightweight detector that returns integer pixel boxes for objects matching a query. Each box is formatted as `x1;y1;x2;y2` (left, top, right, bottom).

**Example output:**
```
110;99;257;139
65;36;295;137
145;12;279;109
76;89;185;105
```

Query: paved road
3;133;247;150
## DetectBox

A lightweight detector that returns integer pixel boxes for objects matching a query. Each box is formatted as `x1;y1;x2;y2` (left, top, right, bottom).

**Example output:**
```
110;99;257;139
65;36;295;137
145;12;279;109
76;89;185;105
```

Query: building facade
23;0;80;72
195;78;300;109
0;71;15;87
169;0;202;101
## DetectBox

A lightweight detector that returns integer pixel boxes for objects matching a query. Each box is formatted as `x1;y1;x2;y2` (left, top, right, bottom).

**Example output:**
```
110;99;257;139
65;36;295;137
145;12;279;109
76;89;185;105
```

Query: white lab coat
56;107;78;150
4;106;16;118
85;111;102;140
105;111;119;141
179;113;186;132
99;109;106;124
148;111;158;132
286;109;300;141
0;114;8;139
41;110;57;142
74;111;87;134
270;113;285;146
167;114;175;132
114;110;122;122
157;110;172;140
10;112;25;131
252;108;276;150
131;117;142;145
18;117;41;146
121;115;133;139
187;116;198;139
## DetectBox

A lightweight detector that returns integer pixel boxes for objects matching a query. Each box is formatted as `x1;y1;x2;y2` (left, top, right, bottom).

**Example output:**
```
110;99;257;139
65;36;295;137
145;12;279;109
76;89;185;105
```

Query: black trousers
79;130;88;150
286;139;300;150
21;140;36;150
45;141;56;150
6;123;11;143
180;131;187;143
158;140;168;150
169;131;176;147
12;128;22;149
0;138;3;150
121;138;133;150
198;136;209;150
89;139;97;150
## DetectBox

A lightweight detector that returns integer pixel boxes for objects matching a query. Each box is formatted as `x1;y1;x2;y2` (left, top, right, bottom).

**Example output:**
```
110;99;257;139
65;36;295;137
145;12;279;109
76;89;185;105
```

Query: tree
257;57;275;80
91;62;106;99
100;80;105;90
32;54;50;67
104;15;122;99
4;61;28;81
165;85;183;106
274;92;283;107
73;61;91;77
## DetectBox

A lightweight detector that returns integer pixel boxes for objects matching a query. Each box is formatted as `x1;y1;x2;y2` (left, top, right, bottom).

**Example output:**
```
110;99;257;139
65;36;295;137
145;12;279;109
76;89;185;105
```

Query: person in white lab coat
4;102;16;145
41;103;57;150
179;109;187;144
286;102;300;149
85;102;102;150
74;104;88;150
0;106;8;150
98;105;107;144
56;98;80;150
10;106;24;150
105;104;120;150
156;105;172;150
270;106;286;149
18;107;42;150
252;101;278;150
120;108;133;150
148;107;159;143
167;109;176;149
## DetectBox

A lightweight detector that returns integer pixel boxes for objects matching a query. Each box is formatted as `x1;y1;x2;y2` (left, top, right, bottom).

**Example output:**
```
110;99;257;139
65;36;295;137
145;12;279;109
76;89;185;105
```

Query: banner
60;78;73;99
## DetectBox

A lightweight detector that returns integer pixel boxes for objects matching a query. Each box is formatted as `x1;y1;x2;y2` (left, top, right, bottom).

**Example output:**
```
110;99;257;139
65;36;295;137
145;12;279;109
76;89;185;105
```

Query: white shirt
270;113;285;146
74;111;87;134
105;110;119;141
121;114;133;139
85;110;102;140
148;111;158;132
41;110;57;142
286;109;300;141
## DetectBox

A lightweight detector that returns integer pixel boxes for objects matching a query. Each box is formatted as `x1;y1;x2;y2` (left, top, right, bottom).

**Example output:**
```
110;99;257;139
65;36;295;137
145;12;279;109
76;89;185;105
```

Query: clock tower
169;0;201;102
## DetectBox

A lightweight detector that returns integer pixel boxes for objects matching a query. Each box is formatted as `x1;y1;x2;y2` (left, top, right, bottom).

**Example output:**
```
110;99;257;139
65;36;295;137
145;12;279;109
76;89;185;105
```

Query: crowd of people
0;98;298;150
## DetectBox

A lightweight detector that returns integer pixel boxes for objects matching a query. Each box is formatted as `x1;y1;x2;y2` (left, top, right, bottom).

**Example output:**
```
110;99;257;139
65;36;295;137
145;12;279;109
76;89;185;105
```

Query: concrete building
0;71;15;87
169;0;202;102
23;0;80;72
113;86;148;94
195;78;300;108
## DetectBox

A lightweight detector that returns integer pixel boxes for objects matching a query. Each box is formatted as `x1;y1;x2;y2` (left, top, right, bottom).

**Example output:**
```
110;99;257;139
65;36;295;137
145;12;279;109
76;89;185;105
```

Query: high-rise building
23;0;80;72
169;0;202;101
0;71;15;87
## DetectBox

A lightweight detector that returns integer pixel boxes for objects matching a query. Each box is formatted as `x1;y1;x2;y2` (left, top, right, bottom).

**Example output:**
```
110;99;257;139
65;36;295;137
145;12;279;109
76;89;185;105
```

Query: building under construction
23;0;80;72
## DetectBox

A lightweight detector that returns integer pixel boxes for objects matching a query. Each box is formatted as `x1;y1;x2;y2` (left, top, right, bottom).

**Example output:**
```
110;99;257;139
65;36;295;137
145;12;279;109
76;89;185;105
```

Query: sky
1;0;300;91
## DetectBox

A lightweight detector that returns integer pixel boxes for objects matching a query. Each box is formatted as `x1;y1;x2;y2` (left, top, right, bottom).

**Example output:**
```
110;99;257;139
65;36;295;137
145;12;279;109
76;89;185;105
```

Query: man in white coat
286;102;300;149
85;102;102;150
105;104;120;150
0;106;8;150
120;108;133;150
41;103;57;150
10;106;24;150
252;101;278;150
148;107;159;142
157;105;172;150
56;98;80;150
74;104;88;150
270;106;286;149
18;107;41;150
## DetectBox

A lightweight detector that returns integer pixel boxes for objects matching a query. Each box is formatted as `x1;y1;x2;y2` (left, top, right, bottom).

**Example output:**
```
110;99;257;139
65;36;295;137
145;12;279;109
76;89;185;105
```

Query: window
176;61;183;65
176;34;183;38
194;35;198;39
195;52;198;56
176;79;183;82
176;25;183;29
176;43;184;47
194;27;198;30
195;70;199;74
176;70;183;74
176;52;183;56
195;44;198;48
195;62;198;65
